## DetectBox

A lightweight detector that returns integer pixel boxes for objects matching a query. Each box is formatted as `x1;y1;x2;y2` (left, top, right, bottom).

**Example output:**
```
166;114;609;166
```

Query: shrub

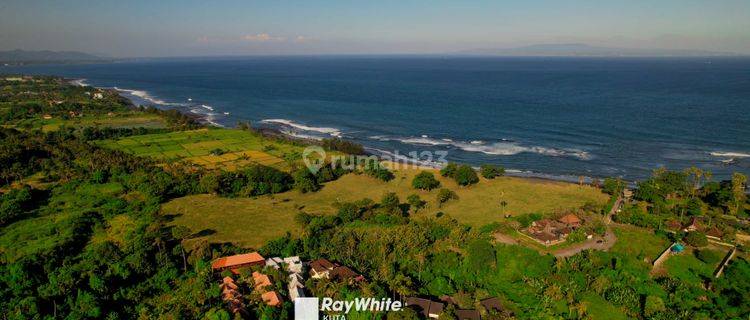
684;231;708;247
612;205;662;229
337;202;361;223
209;148;225;156
567;229;587;243
480;164;505;179
407;194;426;213
363;159;394;182
644;296;666;317
321;138;365;155
440;163;458;177
293;168;320;193
602;177;625;195
440;163;479;186
437;188;458;206
454;165;479;186
412;171;441;190
0;186;34;226
515;213;543;228
380;192;401;215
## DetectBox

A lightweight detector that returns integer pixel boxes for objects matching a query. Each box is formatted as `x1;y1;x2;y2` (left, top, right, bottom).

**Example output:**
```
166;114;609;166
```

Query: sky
1;0;749;57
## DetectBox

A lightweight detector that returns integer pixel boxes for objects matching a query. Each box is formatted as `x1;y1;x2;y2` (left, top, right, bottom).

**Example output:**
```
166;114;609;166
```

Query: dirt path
493;232;520;245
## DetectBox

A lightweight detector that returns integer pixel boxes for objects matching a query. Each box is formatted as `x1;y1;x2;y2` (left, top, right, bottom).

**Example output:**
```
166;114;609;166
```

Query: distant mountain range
0;49;108;65
459;43;739;57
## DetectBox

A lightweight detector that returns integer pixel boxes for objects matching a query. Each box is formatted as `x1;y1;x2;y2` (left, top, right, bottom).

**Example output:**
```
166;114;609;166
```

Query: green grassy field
0;182;132;262
664;247;726;284
97;128;305;170
162;167;607;248
610;224;671;263
5;112;167;131
581;292;629;320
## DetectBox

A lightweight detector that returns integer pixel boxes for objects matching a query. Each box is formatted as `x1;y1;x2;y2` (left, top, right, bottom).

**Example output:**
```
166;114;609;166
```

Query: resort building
309;258;365;283
266;257;284;269
266;256;304;274
288;273;306;301
523;214;583;246
261;291;283;307
456;309;481;320
284;256;304;274
558;214;582;228
405;297;444;319
310;258;336;279
219;276;247;316
251;271;283;307
252;271;272;290
267;255;307;301
211;252;265;274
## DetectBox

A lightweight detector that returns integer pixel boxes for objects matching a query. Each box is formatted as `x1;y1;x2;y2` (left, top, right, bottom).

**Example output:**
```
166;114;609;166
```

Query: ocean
4;56;750;182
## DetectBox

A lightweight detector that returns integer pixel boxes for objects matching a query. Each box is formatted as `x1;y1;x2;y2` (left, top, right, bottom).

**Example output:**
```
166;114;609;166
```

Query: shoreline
73;77;616;186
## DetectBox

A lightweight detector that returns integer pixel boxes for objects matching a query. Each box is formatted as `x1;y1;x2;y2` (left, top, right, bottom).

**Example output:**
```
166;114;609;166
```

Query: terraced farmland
97;128;304;170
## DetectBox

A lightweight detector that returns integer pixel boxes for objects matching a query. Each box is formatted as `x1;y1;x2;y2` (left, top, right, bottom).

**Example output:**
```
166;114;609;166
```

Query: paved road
554;230;617;258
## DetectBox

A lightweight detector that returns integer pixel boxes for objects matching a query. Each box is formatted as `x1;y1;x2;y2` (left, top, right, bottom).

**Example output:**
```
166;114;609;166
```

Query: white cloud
241;33;286;42
294;35;311;43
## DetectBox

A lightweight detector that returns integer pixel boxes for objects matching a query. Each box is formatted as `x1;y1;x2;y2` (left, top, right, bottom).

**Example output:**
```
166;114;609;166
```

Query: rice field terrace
97;128;305;170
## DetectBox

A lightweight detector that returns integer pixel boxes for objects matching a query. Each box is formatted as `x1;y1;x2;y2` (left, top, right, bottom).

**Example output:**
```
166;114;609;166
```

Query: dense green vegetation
613;167;750;241
480;164;505;179
411;171;441;190
440;163;479;186
2;76;749;319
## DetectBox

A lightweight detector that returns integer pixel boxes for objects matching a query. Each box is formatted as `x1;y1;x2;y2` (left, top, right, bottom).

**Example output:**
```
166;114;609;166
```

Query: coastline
73;77;613;186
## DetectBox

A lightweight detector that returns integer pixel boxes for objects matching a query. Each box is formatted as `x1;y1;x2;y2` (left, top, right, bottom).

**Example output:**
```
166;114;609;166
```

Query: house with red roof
211;252;265;274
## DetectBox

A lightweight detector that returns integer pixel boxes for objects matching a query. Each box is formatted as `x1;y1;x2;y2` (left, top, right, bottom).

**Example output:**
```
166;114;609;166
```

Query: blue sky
1;0;749;57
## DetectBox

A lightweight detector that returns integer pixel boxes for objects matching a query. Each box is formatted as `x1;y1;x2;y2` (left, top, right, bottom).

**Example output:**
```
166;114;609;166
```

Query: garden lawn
664;248;726;284
611;224;671;263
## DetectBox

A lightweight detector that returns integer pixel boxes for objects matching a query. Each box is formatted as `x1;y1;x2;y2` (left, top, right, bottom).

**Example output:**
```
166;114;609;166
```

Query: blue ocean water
4;56;750;181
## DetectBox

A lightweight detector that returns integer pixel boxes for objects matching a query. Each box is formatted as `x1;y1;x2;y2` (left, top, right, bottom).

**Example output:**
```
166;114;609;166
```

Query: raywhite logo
295;297;403;320
295;297;320;320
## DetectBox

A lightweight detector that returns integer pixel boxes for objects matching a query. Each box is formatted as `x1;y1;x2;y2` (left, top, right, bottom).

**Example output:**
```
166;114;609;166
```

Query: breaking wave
113;87;186;107
370;135;591;160
365;147;443;168
710;151;750;158
112;86;225;127
261;119;342;137
69;78;89;87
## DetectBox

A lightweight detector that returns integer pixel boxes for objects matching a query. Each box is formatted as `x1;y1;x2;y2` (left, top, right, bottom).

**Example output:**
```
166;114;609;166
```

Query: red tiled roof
212;252;265;270
666;220;682;230
252;271;272;289
262;291;282;307
706;227;724;238
558;214;581;225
